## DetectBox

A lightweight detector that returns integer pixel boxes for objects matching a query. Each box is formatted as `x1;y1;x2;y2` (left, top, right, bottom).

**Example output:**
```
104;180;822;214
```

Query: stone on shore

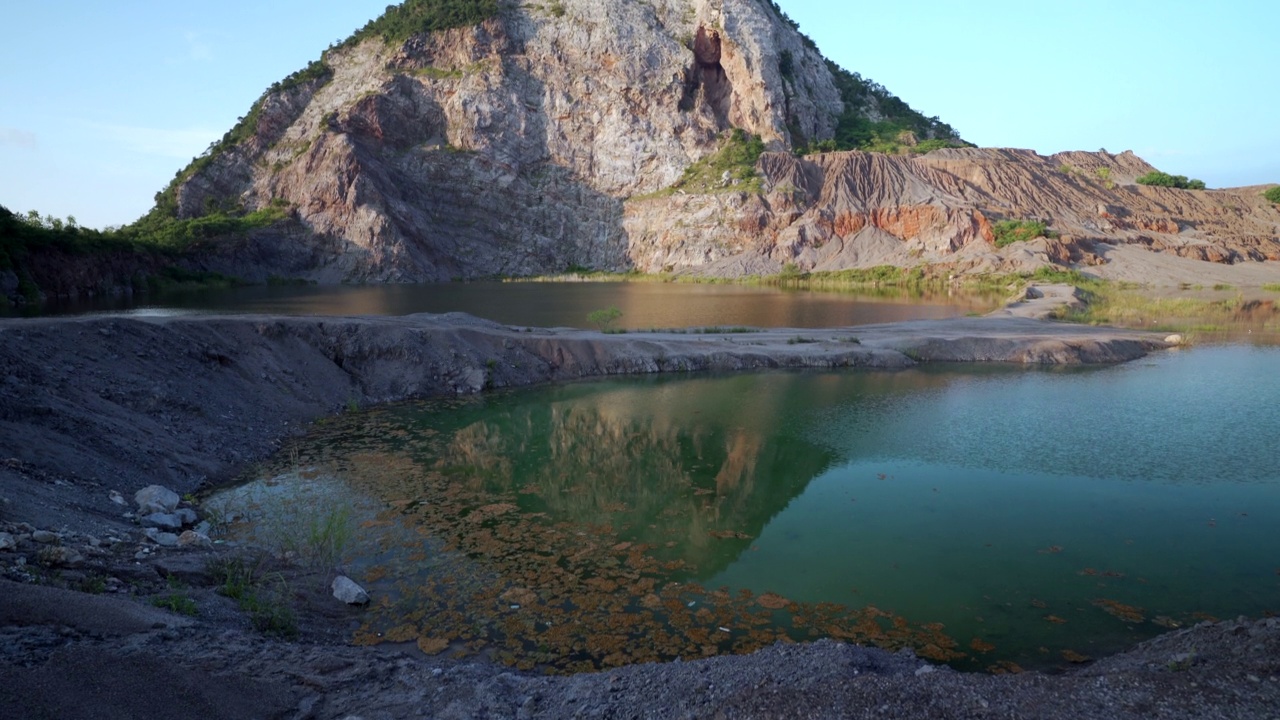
332;575;370;606
177;530;212;548
135;485;180;515
144;528;181;548
141;513;184;531
37;545;84;568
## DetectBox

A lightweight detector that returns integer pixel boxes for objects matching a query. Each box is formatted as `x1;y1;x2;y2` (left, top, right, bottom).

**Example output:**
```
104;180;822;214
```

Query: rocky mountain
158;0;1279;283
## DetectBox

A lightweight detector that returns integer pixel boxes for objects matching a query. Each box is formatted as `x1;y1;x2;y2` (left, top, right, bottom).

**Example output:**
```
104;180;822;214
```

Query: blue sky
2;0;1277;229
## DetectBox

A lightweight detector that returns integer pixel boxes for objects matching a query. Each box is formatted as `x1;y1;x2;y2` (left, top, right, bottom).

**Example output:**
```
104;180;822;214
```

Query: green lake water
213;345;1280;673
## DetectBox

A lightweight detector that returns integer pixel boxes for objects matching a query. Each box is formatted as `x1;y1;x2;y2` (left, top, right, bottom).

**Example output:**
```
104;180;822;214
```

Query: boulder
135;485;180;515
143;528;181;548
331;575;370;606
176;508;199;526
141;513;184;531
177;530;212;548
37;546;84;568
153;554;215;585
31;530;61;544
0;532;16;551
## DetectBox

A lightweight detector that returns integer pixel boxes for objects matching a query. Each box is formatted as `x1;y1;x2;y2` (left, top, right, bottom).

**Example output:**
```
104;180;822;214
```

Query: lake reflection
11;280;999;329
216;346;1280;673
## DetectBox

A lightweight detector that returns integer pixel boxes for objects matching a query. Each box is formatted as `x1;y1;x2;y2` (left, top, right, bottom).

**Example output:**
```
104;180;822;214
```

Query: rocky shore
4;307;1278;718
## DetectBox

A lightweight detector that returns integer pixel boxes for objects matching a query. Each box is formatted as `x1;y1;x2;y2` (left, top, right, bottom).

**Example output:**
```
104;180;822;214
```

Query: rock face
166;0;915;281
161;0;1278;282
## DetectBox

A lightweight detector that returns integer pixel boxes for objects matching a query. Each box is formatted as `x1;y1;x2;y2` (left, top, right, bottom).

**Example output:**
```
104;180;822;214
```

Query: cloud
0;127;38;149
185;32;213;62
90;123;222;160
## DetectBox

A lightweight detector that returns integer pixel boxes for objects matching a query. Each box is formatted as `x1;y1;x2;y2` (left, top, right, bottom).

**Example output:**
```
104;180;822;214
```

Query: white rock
331;575;370;606
108;490;126;506
0;532;16;551
1165;334;1185;345
135;485;180;514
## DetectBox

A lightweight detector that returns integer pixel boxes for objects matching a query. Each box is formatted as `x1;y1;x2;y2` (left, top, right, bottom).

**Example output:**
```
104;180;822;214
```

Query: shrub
1136;171;1206;190
587;306;623;332
212;556;298;638
991;219;1056;248
1264;187;1280;204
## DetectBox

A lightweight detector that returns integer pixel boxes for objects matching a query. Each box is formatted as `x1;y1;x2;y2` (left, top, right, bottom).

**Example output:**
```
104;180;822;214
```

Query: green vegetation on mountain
762;1;963;154
1;202;286;292
991;219;1057;248
1136;171;1206;190
341;0;499;47
148;1;502;228
1263;186;1280;204
667;129;767;194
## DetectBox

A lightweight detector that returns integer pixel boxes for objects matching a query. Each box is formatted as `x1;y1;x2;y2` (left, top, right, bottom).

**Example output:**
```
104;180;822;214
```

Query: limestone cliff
160;0;1279;282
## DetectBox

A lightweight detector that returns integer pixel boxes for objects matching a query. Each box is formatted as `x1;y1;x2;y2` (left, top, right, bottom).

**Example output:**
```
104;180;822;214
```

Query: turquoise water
219;345;1280;671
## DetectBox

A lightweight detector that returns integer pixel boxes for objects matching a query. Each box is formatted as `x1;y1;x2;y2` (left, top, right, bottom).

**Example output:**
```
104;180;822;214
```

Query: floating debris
756;593;791;610
1093;598;1145;624
1061;649;1091;664
969;638;996;654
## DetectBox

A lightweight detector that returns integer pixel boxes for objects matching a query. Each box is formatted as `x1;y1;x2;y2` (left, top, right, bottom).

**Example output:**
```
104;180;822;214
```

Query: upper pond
213;344;1280;674
10;281;999;329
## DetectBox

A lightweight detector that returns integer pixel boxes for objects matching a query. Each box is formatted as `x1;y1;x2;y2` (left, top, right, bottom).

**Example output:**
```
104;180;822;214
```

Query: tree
587;307;623;332
1136;171;1206;190
1264;186;1280;204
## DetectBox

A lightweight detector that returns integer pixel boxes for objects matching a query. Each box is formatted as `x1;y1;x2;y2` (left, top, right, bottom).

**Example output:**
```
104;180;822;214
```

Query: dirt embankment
626;148;1280;279
6;312;1278;719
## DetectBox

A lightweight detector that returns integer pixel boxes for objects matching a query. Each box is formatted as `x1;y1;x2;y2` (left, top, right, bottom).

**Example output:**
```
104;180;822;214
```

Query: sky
2;0;1277;229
